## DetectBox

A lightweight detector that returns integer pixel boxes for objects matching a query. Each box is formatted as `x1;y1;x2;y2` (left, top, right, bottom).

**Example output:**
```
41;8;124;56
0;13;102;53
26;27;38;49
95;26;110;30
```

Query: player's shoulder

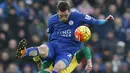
71;11;93;20
71;11;86;18
71;11;84;16
48;14;58;24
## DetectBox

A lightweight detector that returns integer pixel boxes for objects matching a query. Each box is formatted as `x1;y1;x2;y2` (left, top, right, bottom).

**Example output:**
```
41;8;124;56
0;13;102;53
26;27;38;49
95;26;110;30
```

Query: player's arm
83;47;92;62
76;47;92;73
76;47;92;63
79;13;114;25
83;47;92;73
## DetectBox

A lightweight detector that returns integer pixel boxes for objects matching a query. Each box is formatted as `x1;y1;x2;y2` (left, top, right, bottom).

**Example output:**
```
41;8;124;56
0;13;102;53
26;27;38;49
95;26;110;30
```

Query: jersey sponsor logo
85;15;91;20
57;29;72;37
69;20;74;25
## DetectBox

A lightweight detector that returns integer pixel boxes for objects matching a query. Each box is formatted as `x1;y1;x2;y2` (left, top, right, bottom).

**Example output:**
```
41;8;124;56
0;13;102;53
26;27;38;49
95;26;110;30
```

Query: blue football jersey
47;11;106;53
48;11;106;42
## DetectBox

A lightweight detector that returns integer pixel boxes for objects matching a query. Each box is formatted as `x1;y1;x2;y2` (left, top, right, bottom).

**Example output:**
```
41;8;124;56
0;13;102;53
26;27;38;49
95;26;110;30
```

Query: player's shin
24;47;39;57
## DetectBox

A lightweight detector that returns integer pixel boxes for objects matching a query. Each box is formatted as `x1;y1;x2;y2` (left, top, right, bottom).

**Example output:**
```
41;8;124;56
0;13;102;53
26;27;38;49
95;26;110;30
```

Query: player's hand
105;15;114;21
85;59;92;73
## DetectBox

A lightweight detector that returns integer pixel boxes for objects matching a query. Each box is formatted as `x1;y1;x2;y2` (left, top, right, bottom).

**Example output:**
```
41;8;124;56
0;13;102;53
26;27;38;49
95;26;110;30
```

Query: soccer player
33;47;92;73
16;1;114;73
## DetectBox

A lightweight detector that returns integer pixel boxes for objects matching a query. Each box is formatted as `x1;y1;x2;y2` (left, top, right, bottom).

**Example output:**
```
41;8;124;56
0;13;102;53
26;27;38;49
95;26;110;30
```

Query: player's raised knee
53;61;66;72
38;44;49;58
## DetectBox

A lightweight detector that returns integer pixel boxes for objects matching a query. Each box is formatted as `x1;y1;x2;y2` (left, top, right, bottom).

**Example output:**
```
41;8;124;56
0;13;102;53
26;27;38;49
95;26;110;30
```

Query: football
74;26;91;42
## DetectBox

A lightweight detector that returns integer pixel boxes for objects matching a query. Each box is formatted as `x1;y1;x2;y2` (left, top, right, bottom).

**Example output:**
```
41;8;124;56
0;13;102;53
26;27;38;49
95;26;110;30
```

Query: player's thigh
60;55;79;73
38;43;55;59
54;52;73;70
53;60;66;72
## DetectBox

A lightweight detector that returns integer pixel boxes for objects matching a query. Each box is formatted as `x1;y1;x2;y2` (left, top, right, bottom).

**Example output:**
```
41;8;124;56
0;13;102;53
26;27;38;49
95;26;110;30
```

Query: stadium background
0;0;130;73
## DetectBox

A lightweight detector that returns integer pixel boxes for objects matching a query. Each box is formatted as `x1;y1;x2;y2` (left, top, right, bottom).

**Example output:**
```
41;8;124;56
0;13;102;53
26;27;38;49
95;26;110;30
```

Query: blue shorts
45;40;80;67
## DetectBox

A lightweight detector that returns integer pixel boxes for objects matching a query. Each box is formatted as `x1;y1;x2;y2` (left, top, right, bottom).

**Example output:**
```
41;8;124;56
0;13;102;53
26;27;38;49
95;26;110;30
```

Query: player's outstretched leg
16;39;49;59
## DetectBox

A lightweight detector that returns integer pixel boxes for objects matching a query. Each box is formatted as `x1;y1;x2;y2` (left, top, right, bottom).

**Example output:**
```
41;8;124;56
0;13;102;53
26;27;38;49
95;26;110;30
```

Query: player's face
58;10;70;23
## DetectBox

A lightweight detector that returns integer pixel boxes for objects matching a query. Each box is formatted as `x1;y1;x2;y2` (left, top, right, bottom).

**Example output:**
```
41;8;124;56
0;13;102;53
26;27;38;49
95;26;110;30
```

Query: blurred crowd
0;0;130;73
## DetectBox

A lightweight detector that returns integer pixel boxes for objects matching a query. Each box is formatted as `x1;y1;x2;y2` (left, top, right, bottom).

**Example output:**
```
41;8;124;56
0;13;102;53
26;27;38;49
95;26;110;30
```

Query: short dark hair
57;1;70;12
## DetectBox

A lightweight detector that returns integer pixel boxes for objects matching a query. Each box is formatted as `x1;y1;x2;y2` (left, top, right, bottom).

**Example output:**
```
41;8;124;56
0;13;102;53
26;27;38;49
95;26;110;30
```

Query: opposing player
34;47;92;73
16;1;114;73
